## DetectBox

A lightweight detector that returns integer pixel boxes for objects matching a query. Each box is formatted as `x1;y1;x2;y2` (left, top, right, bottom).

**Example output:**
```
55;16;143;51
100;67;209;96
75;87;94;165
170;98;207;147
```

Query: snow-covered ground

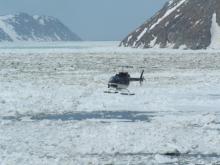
1;42;220;164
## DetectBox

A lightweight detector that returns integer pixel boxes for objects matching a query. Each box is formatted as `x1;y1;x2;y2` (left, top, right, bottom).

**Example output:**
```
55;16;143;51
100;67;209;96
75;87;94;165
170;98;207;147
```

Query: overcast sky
0;0;168;41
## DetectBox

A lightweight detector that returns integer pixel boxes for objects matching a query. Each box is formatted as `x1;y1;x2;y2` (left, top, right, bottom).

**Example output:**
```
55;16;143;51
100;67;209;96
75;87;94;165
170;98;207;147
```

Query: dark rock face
0;13;81;42
120;0;220;49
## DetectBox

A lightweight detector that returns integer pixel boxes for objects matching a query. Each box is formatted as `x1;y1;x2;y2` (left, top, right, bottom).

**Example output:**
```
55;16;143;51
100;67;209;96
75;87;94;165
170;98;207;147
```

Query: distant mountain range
120;0;220;49
0;12;81;42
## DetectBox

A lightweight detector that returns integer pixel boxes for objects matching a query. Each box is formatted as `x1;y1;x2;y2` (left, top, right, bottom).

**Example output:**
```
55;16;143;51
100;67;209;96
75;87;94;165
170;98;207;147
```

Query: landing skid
119;89;135;95
120;92;135;95
104;88;135;95
104;89;119;94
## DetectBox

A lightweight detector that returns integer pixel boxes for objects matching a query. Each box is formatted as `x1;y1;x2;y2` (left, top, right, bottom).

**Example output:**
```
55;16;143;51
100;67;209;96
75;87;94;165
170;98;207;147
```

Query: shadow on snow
1;111;156;122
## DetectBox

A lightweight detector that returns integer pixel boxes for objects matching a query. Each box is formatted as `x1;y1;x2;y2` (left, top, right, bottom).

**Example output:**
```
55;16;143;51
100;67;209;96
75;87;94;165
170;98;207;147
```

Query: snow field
1;42;220;164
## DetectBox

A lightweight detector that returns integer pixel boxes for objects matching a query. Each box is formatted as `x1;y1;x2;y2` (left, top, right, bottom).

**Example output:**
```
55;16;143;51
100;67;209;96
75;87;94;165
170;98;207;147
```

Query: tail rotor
140;70;145;86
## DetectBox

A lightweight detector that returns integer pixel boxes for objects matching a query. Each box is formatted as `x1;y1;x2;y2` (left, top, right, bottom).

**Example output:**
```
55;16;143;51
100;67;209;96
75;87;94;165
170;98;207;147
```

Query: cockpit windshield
109;75;119;83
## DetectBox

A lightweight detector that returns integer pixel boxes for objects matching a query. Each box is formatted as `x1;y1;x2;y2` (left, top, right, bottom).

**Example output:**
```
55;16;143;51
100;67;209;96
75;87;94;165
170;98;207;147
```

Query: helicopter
104;70;145;95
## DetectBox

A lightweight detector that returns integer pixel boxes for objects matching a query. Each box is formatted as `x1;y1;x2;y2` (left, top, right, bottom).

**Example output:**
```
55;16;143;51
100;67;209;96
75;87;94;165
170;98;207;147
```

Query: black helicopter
105;70;144;95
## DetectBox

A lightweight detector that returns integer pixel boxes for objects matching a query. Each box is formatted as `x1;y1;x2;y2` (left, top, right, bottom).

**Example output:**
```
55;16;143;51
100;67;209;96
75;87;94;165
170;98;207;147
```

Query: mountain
120;0;220;49
0;13;81;42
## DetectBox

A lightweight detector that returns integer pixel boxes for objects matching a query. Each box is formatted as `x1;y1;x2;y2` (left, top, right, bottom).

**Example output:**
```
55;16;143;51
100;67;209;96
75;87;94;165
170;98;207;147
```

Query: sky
0;0;168;41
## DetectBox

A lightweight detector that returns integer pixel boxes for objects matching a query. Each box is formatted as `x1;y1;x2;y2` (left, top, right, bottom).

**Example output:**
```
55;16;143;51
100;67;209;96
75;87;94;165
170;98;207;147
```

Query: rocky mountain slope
120;0;220;49
0;13;81;42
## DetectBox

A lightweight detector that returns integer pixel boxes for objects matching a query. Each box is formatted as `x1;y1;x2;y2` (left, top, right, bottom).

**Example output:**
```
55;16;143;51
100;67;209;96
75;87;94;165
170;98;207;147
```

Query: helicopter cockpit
109;72;130;85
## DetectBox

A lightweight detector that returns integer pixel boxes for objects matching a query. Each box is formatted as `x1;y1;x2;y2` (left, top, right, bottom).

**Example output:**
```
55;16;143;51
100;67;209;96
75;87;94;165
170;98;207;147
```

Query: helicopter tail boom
130;70;144;82
129;78;142;81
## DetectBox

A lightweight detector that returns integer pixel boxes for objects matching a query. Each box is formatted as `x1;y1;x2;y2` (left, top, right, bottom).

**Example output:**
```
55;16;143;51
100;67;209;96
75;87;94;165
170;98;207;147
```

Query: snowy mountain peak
120;0;220;50
0;13;81;42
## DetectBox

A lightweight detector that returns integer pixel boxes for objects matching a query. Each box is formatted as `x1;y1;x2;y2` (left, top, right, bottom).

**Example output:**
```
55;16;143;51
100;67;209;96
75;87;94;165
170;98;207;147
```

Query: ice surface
1;41;220;164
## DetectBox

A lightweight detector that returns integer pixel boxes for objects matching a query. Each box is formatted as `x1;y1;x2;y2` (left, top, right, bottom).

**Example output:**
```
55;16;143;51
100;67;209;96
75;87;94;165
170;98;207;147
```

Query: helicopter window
109;76;119;83
109;77;114;81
